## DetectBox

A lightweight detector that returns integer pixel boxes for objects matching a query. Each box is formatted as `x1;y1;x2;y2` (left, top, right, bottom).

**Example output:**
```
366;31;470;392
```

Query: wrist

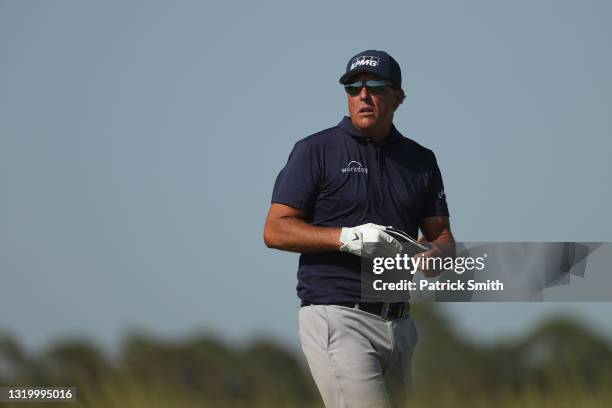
335;227;345;250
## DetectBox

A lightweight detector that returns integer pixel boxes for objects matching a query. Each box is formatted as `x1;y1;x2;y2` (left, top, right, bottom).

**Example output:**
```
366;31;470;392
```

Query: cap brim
339;68;379;84
339;69;393;85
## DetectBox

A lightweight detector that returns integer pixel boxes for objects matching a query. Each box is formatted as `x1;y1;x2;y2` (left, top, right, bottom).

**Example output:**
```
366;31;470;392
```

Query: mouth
358;107;375;115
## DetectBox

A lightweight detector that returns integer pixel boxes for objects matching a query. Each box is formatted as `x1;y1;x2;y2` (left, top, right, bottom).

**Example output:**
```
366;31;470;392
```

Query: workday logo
341;161;368;174
350;56;380;71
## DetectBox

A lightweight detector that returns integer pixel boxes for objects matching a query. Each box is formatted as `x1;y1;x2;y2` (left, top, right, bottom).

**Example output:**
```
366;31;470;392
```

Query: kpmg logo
350;56;380;71
341;161;368;174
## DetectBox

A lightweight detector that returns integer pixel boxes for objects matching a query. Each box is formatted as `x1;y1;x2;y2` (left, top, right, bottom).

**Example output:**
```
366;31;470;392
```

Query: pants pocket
299;306;330;351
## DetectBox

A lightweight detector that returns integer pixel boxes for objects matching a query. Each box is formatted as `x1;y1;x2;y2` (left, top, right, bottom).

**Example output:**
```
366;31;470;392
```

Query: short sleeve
422;152;450;218
271;140;321;212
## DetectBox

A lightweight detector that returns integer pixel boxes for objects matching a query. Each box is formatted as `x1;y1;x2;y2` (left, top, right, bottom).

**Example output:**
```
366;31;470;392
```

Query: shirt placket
365;139;385;206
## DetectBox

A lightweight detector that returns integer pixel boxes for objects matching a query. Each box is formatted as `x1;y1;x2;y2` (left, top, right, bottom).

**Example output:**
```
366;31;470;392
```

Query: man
264;50;455;407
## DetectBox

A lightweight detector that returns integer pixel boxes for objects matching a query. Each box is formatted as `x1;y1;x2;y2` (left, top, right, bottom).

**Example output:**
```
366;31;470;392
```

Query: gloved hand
339;223;403;258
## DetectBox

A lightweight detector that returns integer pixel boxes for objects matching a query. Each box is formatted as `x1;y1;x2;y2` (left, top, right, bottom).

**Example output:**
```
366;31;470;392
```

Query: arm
420;216;455;253
263;203;341;253
417;216;456;276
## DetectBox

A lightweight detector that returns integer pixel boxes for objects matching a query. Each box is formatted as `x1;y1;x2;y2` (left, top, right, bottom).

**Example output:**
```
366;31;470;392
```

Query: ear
392;89;403;111
394;89;405;109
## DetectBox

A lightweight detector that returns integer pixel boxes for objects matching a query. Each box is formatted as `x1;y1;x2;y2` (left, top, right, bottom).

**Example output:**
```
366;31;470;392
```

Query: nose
358;85;370;99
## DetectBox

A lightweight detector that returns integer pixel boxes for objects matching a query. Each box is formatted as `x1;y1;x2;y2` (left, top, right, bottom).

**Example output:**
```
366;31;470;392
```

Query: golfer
264;50;455;407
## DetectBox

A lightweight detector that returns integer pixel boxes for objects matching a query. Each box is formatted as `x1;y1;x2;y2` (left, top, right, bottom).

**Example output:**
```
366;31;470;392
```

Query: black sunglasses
344;79;393;96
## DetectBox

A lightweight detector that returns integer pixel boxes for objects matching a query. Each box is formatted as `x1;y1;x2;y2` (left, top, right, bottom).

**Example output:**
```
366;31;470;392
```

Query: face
345;73;403;134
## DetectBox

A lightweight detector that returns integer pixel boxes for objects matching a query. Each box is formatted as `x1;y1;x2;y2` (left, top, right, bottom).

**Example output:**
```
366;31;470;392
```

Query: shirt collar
338;116;400;144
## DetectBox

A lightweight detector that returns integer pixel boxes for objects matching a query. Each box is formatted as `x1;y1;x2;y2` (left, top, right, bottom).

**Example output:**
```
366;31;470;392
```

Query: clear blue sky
1;0;611;354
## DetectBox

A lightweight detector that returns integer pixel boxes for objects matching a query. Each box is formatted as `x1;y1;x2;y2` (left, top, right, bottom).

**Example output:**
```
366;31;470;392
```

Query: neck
358;121;393;143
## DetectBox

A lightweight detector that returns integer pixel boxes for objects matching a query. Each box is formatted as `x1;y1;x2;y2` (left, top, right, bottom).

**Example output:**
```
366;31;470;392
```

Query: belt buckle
380;302;391;320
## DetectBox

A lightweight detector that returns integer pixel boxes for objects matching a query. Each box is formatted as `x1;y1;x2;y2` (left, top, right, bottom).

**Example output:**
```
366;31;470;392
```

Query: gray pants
299;305;418;408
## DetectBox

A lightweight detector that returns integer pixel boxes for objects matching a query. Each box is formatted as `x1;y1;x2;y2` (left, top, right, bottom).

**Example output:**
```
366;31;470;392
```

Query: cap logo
350;56;380;71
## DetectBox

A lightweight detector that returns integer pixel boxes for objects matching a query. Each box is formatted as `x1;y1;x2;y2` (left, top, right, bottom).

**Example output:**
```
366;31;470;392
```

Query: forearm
264;216;342;253
418;216;456;276
420;216;456;258
429;230;456;258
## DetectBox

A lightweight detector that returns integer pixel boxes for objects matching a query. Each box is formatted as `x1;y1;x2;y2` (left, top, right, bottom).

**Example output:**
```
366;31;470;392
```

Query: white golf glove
339;223;403;258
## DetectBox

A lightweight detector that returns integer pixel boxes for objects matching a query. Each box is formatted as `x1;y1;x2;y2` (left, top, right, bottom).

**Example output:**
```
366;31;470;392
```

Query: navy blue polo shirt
271;116;449;303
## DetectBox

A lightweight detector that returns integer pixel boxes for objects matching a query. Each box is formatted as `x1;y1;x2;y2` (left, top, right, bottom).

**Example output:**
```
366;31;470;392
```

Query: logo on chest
341;160;368;175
